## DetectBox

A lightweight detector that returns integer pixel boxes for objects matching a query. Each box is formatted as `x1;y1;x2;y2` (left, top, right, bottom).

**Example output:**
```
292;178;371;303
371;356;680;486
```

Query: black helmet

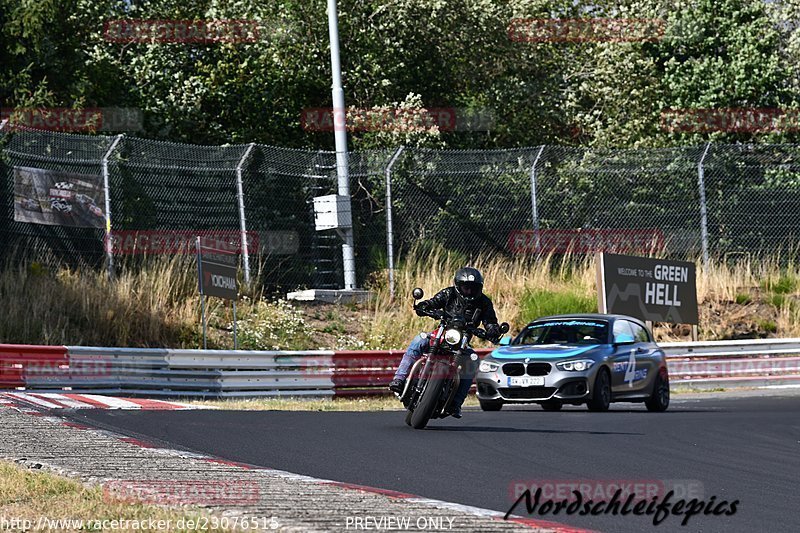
454;267;484;301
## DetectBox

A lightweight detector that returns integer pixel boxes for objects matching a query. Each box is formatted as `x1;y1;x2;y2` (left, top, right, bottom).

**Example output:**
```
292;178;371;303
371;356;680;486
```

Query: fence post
529;145;546;253
697;142;712;271
235;143;256;286
101;134;123;280
384;146;405;300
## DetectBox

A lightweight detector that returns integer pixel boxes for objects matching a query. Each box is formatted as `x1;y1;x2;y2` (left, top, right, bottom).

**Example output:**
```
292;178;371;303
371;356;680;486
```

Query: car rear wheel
645;370;670;412
540;400;563;411
479;399;503;411
587;369;611;412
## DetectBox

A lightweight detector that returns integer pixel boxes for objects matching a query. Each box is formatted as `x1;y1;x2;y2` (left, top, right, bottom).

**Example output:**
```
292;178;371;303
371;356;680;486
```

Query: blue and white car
476;314;669;412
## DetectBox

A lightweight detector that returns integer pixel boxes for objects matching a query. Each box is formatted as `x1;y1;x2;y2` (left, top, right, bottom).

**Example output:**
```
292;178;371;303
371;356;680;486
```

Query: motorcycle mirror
412;287;424;300
499;322;510;334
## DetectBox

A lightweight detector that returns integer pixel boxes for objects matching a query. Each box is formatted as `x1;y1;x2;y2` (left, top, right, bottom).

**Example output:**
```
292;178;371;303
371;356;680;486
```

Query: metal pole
530;145;545;253
697;142;712;272
101;134;123;280
196;236;207;350
235;143;255;286
385;146;405;299
233;300;238;350
327;0;356;290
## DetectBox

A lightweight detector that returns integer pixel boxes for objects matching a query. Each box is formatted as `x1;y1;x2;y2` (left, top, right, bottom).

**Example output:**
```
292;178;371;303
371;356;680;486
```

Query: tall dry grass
365;249;800;346
364;249;599;349
1;249;799;348
0;255;243;347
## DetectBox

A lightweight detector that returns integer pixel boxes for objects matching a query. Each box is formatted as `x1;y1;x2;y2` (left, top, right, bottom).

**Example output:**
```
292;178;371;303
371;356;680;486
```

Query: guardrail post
235;143;256;286
697;142;712;272
384;146;404;299
101;134;124;280
529;145;545;253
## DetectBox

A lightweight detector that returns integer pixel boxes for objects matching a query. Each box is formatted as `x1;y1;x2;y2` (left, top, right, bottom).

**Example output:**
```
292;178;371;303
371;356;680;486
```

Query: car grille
498;387;557;400
502;363;525;376
502;362;552;377
527;363;551;376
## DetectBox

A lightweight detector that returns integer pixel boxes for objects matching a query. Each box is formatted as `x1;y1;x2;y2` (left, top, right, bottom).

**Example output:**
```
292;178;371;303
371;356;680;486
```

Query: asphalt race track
66;395;799;533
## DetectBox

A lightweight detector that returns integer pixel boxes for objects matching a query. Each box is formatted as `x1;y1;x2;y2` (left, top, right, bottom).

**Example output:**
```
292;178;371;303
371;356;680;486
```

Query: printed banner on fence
598;253;698;324
13;166;106;229
508;229;665;254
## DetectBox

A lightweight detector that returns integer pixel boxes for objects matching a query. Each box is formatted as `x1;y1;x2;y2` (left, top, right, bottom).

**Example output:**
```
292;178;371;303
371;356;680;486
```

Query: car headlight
479;360;499;373
557;359;595;371
444;328;462;345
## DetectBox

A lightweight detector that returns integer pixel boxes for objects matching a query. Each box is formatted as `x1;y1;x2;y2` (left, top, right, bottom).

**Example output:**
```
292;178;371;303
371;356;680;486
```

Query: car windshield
515;320;609;346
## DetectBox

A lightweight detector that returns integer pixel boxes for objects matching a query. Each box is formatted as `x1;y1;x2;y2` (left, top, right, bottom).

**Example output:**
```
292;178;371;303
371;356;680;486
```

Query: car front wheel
587;369;611;412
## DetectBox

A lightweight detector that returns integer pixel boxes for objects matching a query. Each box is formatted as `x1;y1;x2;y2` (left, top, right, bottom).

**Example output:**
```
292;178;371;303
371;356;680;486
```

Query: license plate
507;376;544;387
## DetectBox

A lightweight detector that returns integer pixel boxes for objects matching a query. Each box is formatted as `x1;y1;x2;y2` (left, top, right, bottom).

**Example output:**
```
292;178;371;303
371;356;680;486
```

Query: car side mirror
614;333;635;345
499;336;512;346
412;287;424;300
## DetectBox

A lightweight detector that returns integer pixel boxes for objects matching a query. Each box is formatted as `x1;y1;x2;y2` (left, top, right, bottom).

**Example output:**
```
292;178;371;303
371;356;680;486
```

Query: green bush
734;293;752;305
761;275;799;294
757;319;777;333
237;299;316;350
519;289;597;323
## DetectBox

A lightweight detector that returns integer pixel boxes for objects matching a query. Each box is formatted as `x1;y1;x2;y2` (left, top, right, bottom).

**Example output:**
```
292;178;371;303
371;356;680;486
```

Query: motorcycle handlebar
414;306;503;344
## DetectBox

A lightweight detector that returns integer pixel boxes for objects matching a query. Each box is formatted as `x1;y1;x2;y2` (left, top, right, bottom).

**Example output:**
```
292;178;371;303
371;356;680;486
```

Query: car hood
489;344;607;361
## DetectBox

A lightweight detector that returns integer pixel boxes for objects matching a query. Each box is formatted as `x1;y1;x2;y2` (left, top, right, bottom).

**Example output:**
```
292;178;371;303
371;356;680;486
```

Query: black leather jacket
416;287;498;329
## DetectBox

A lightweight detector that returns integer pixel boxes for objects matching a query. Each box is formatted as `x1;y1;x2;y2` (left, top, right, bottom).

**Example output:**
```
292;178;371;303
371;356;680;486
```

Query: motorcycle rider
388;266;502;418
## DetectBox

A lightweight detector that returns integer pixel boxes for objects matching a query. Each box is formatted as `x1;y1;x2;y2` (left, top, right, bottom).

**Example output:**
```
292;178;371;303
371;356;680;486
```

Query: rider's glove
485;323;501;339
414;305;426;317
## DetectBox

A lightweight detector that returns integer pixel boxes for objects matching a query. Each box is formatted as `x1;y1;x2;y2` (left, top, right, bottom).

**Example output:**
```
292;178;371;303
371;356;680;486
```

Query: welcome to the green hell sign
599;254;698;325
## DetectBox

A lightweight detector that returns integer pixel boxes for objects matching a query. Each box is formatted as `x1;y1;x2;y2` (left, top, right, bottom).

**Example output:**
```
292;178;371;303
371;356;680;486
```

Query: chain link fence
2;127;800;291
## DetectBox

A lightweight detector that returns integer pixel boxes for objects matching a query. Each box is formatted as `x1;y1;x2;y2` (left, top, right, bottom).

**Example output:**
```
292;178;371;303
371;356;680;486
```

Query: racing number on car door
624;349;637;387
611;320;650;393
628;321;659;392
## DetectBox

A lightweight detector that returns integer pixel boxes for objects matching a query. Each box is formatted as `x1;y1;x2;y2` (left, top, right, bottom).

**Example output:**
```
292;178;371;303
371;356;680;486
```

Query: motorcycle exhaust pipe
400;357;425;401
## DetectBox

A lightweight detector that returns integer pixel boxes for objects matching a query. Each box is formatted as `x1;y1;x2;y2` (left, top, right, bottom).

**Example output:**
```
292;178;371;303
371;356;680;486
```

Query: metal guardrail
2;340;799;397
661;338;800;388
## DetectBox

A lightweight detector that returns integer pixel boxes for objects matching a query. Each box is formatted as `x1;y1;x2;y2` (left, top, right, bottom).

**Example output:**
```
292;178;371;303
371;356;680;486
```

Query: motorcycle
397;287;509;429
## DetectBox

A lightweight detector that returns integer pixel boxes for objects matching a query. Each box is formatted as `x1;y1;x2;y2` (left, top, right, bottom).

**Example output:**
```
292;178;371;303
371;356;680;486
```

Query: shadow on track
499;408;718;414
424;425;643;435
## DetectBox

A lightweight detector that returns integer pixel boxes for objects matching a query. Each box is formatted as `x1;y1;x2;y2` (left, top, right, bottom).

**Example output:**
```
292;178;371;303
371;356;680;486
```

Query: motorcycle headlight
479;360;499;373
444;328;462;345
557;359;595;372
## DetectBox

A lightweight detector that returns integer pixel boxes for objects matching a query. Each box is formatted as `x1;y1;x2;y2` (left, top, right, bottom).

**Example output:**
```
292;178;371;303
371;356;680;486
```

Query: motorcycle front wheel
410;373;445;429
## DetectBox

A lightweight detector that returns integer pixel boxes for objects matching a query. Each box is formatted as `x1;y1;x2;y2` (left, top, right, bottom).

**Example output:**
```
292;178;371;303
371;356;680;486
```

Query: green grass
0;461;233;531
761;274;800;294
734;293;752;305
757;319;778;333
519;288;597;322
187;395;480;411
768;293;787;308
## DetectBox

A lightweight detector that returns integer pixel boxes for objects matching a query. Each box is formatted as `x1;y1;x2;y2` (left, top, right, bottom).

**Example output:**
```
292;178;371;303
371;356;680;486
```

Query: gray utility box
313;194;352;230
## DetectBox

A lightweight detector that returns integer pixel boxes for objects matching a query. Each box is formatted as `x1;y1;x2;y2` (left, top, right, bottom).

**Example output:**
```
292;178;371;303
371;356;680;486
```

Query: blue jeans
393;334;477;409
